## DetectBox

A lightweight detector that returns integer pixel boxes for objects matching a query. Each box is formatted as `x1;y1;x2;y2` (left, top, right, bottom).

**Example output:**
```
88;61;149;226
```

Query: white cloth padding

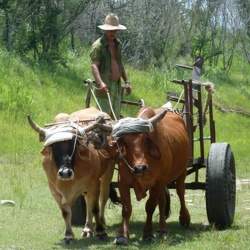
45;127;75;140
44;121;88;147
44;132;74;147
111;117;154;139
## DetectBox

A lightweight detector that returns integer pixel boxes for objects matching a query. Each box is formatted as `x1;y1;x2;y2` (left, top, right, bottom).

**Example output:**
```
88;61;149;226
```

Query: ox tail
109;183;121;205
164;186;171;219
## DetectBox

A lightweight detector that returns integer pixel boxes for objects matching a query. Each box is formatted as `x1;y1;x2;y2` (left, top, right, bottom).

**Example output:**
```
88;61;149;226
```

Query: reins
85;80;118;121
88;84;103;112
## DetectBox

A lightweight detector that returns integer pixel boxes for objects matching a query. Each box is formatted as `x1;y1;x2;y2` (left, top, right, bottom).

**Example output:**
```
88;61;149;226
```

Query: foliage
0;0;92;61
0;0;249;69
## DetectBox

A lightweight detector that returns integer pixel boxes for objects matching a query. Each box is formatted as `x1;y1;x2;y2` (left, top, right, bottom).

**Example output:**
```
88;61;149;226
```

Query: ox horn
27;114;46;141
148;109;167;125
95;123;113;132
83;121;113;133
82;122;99;133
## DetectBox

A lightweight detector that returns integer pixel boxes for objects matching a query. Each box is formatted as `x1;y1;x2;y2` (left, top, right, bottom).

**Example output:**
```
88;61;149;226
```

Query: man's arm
91;61;109;93
121;64;132;96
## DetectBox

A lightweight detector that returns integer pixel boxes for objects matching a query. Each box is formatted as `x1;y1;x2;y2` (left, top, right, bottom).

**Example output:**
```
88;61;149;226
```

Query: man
90;13;131;120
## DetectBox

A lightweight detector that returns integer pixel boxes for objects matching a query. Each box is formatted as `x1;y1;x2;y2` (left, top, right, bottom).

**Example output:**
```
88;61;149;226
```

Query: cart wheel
206;143;236;229
71;195;86;226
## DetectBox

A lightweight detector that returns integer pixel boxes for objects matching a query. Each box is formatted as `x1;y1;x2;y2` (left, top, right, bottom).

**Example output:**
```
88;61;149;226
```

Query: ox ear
78;145;91;160
148;138;161;160
40;147;53;167
40;147;52;156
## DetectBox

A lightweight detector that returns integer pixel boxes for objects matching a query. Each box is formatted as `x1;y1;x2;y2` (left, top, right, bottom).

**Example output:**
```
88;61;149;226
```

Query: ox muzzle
50;140;76;181
56;155;75;180
57;167;74;180
132;165;148;175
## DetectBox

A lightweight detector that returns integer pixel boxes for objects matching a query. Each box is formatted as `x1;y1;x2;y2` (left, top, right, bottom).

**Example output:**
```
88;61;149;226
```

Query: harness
111;117;154;175
115;140;134;173
44;119;88;165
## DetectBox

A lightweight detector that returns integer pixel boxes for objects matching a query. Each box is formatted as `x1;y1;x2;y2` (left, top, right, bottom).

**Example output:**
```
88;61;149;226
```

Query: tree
0;0;93;62
0;0;249;68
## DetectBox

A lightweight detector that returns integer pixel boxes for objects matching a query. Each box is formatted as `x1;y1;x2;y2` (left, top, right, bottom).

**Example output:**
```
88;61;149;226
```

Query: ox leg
99;160;116;226
156;189;168;239
176;172;190;228
81;194;94;238
143;188;160;242
81;181;107;239
114;182;131;245
49;186;74;244
61;204;74;244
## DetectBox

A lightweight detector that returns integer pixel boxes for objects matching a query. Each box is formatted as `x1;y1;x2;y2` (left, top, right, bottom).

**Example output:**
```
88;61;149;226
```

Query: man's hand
99;82;109;93
125;82;132;96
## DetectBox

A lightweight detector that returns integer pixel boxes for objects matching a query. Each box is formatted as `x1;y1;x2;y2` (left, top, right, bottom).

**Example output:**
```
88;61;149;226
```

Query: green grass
0;48;249;249
1;162;249;249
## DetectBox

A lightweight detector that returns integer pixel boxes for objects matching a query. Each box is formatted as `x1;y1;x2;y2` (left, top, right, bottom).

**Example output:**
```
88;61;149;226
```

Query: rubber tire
206;143;236;230
71;195;86;226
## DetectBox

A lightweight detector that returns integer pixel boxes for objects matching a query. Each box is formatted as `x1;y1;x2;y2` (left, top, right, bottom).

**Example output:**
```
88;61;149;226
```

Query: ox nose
132;165;148;175
57;168;74;180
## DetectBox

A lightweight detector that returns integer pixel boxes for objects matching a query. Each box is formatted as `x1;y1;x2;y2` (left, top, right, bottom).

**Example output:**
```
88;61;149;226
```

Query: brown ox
93;106;190;245
28;107;115;244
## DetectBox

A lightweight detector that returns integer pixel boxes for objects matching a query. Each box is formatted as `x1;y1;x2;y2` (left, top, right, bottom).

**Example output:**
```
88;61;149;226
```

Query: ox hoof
95;232;108;240
62;238;74;245
179;219;190;228
114;236;128;245
142;235;156;243
182;223;190;229
156;230;168;240
81;230;93;238
179;214;190;228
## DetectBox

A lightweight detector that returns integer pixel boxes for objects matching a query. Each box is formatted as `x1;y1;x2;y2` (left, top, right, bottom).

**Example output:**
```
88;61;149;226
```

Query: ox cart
72;56;236;230
166;56;236;229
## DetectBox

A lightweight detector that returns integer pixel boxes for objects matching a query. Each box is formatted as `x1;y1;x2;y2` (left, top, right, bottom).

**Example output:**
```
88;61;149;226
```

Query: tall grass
0;48;249;170
0;48;249;249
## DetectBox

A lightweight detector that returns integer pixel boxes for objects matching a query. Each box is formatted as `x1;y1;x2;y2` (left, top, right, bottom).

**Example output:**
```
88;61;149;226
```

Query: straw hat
98;13;126;31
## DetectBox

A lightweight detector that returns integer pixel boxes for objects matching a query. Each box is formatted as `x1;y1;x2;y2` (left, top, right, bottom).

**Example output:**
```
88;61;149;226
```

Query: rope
69;119;80;160
173;89;184;110
107;92;118;121
137;108;148;118
115;141;134;172
89;86;103;112
87;83;118;121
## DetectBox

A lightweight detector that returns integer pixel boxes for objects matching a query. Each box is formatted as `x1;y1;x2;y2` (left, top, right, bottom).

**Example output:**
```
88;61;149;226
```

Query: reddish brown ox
93;106;190;245
28;107;115;244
